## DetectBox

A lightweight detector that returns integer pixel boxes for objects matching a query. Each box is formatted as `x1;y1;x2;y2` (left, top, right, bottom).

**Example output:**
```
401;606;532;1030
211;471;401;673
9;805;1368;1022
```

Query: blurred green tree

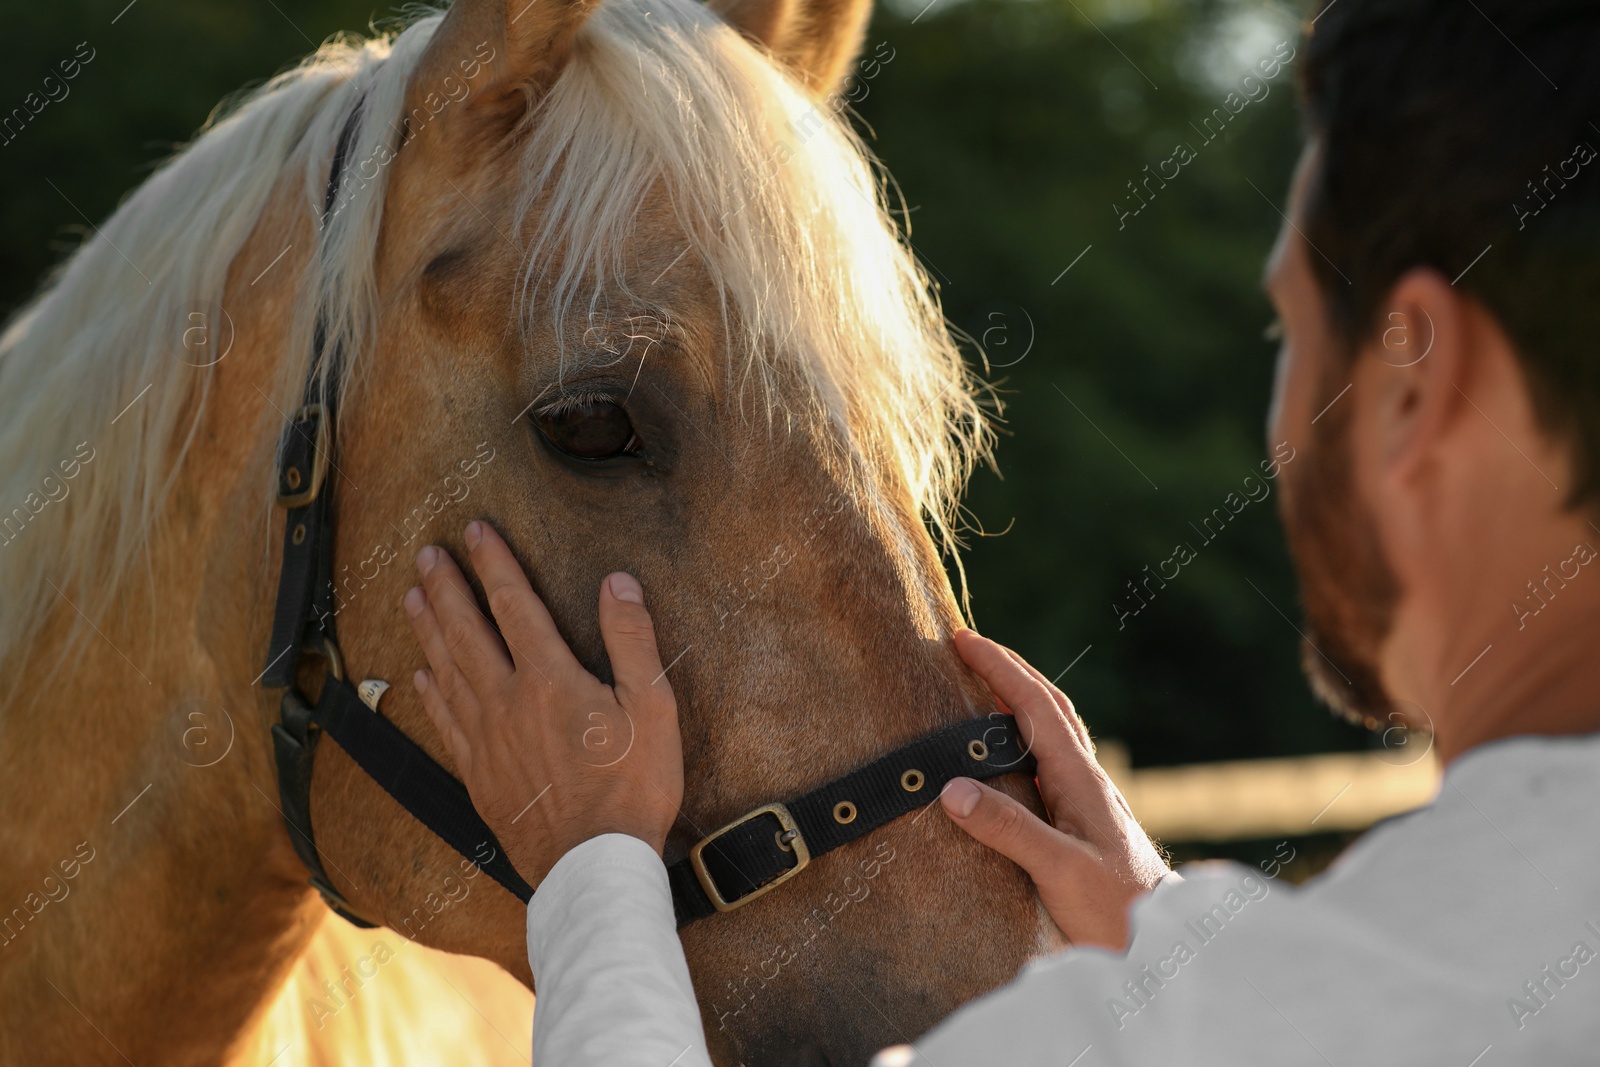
0;0;374;302
854;0;1368;766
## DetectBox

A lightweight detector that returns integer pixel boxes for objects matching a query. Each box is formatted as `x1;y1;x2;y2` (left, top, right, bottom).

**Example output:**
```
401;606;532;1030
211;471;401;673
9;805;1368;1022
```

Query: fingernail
465;521;483;551
404;586;426;617
607;572;644;605
412;669;428;694
416;546;438;576
941;777;981;818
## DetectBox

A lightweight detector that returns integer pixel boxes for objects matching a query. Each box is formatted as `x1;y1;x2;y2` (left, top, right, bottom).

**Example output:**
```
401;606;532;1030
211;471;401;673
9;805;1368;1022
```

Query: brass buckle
277;403;331;509
689;803;809;912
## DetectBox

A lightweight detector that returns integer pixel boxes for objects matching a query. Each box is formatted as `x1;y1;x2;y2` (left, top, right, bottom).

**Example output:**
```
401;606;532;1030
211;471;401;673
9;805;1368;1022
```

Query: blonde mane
0;0;990;675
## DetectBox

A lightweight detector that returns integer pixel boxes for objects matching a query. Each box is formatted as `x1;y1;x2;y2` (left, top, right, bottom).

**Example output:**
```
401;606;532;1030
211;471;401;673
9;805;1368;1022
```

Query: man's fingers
957;632;1132;845
954;629;1081;768
405;584;488;737
597;573;675;712
413;667;473;777
997;645;1094;751
941;777;1095;885
417;544;514;691
464;521;581;680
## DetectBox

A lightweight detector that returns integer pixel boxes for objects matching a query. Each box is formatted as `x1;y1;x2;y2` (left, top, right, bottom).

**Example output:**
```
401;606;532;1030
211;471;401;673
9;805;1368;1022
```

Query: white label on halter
357;678;391;712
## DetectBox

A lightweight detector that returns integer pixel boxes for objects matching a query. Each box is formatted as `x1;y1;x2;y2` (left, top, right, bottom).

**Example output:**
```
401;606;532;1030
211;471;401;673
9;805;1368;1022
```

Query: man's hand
941;629;1172;950
403;520;683;887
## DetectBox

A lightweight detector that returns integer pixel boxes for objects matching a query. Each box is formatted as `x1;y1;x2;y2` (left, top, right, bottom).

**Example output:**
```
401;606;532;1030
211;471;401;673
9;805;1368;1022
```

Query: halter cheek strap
261;103;1036;930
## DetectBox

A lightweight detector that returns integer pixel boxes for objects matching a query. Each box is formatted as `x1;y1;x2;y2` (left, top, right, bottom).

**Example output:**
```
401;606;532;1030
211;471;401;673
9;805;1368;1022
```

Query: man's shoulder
1311;729;1600;911
906;732;1600;1066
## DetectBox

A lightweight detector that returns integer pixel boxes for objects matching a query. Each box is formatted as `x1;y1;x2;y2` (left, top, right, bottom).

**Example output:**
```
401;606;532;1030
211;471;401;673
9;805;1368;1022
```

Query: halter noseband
262;105;1035;930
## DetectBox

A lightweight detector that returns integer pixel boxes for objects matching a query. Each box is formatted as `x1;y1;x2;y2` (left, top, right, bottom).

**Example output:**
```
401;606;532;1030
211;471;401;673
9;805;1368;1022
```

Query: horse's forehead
397;195;731;401
401;165;698;291
402;162;687;285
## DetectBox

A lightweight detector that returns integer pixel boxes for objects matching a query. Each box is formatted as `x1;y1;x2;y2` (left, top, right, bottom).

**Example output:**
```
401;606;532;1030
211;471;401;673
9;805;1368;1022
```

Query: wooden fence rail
1098;742;1441;843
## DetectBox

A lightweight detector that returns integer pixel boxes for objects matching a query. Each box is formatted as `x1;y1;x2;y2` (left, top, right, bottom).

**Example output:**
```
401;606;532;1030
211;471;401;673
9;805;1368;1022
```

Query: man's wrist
507;823;666;887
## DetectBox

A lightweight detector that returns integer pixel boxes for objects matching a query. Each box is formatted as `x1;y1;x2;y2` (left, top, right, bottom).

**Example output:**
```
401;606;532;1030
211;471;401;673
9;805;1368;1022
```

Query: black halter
263;107;1035;930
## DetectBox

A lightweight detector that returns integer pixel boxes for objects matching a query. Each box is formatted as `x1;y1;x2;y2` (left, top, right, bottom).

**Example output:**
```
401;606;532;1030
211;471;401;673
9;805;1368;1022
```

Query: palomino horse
0;0;1057;1061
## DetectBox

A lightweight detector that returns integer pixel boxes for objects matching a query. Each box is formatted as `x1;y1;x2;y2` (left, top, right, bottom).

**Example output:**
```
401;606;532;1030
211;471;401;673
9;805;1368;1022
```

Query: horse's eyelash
534;390;617;419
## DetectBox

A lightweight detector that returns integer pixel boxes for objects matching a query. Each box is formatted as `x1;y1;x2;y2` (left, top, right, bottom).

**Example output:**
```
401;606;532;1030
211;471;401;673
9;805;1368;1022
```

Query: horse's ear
708;0;872;97
403;0;597;136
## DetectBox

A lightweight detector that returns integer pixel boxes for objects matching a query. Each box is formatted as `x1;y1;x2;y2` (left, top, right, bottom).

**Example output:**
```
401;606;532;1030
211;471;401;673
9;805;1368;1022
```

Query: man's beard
1278;370;1400;728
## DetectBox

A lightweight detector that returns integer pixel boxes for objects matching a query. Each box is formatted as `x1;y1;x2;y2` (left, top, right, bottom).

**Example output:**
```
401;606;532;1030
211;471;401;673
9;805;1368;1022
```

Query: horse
0;0;1058;1061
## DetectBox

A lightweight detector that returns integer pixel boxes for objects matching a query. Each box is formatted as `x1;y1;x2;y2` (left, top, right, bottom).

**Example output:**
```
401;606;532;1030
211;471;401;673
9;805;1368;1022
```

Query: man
402;0;1600;1062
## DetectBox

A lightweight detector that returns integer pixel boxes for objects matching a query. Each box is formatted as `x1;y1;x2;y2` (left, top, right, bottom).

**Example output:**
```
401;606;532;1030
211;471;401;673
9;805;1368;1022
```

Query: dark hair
1299;0;1600;506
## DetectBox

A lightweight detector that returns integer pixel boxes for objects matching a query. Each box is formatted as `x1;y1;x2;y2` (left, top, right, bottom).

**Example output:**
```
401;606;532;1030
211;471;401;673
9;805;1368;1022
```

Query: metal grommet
832;801;857;825
968;739;989;762
900;769;925;793
775;828;798;852
291;522;307;546
284;466;303;491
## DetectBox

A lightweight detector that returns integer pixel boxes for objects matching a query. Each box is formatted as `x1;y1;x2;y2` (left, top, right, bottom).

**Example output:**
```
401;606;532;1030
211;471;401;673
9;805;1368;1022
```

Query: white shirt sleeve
525;833;712;1067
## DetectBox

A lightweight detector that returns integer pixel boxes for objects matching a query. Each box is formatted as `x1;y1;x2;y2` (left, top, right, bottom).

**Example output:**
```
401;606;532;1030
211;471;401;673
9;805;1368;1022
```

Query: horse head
0;0;1055;1062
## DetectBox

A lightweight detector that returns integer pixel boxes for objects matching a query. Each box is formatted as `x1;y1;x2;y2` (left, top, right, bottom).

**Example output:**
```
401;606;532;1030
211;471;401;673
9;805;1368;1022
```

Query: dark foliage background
0;0;1371;775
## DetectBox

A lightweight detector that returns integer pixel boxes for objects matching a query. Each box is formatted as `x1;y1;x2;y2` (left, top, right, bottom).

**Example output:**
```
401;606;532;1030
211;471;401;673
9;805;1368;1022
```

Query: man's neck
1424;535;1600;766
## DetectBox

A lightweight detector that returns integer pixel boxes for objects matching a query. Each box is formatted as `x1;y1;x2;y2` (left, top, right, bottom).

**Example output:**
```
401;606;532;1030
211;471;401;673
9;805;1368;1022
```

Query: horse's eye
536;397;641;460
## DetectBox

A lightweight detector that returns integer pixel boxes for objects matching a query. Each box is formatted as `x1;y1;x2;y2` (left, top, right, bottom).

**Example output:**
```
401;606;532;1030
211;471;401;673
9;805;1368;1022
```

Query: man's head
1265;0;1600;747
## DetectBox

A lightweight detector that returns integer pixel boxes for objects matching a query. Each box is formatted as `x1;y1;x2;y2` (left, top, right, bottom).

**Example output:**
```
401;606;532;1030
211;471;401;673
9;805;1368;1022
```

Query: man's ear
1359;266;1522;503
708;0;873;97
401;0;598;144
1362;269;1464;471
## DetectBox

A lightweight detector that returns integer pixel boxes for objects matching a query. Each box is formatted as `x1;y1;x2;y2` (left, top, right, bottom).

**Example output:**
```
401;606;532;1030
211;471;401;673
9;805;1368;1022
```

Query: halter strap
667;716;1031;923
262;98;365;691
262;103;1035;930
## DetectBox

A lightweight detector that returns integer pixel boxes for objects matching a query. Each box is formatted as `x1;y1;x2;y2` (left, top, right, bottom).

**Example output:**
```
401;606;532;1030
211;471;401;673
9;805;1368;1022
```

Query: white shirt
525;733;1600;1066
